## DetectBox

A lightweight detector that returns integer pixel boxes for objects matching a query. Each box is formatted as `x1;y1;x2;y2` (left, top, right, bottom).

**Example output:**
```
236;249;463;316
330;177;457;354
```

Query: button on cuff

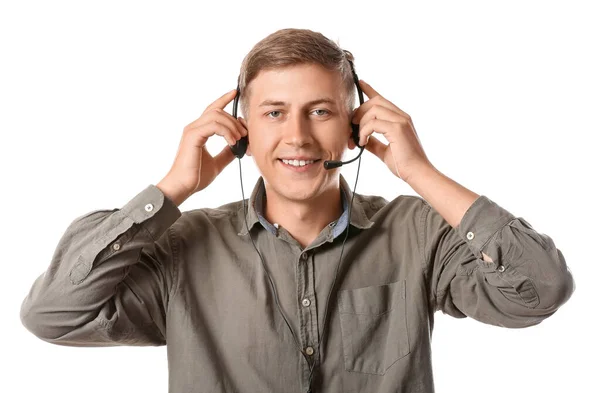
120;185;182;240
456;195;517;257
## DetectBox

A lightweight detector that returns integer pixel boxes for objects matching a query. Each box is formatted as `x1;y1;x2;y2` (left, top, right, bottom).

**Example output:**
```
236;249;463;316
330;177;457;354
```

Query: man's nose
283;114;314;147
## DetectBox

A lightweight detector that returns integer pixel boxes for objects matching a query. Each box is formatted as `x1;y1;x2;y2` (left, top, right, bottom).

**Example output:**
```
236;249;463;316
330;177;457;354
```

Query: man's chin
271;180;320;203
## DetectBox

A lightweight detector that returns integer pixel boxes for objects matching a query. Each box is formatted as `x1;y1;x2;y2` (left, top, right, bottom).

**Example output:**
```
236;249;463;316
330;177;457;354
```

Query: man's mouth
279;158;320;167
277;158;322;171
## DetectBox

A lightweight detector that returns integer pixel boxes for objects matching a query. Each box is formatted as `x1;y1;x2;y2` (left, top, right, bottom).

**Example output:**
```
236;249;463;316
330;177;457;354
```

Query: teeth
282;159;315;167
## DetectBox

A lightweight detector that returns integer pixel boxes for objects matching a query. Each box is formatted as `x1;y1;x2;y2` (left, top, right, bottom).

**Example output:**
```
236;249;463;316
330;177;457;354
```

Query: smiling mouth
277;158;322;170
278;158;321;164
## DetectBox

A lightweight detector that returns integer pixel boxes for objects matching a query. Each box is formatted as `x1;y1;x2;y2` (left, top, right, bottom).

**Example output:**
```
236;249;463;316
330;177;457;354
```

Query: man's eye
266;109;329;118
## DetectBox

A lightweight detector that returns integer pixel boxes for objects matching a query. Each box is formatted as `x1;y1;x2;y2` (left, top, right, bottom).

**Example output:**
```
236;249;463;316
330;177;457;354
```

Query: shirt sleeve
421;195;575;328
20;184;182;346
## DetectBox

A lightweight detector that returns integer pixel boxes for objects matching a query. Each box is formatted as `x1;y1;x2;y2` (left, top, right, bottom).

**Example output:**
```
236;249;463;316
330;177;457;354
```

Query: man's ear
347;123;356;150
237;117;252;156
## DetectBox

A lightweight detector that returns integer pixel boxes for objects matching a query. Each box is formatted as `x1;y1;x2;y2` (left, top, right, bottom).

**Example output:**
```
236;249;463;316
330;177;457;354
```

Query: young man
21;28;575;393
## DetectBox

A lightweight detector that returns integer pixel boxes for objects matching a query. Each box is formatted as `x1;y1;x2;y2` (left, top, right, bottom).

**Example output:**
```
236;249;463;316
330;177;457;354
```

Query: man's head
237;28;358;204
238;29;356;121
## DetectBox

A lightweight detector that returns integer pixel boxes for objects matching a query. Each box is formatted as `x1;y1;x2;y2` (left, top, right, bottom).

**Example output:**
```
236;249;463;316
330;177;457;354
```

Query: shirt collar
237;174;374;237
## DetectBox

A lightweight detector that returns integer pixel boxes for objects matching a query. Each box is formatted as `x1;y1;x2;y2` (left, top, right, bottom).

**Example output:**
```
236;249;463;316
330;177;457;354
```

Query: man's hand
157;89;247;206
351;80;432;183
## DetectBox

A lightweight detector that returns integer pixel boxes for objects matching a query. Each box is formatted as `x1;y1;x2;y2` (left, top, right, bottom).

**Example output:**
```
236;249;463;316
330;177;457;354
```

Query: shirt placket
297;249;320;388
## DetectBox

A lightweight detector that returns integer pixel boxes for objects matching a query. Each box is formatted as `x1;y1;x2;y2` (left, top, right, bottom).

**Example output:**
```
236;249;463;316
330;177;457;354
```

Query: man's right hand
156;89;247;206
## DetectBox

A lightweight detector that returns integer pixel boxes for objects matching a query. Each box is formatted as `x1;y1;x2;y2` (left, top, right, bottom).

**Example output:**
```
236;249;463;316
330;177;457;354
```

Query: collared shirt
20;174;575;393
244;174;352;241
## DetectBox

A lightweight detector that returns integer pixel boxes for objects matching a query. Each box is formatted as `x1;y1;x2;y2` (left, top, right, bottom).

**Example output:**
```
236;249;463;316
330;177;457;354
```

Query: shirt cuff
120;184;182;240
455;195;516;260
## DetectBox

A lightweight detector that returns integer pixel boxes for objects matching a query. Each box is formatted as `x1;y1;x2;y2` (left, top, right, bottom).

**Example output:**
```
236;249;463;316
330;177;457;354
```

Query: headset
228;57;366;393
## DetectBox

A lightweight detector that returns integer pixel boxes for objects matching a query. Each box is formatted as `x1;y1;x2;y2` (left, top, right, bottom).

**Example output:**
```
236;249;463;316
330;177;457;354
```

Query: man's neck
263;186;343;249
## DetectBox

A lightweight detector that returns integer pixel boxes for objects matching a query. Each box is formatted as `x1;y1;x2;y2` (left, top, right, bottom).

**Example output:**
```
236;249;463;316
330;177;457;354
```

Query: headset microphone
322;123;365;169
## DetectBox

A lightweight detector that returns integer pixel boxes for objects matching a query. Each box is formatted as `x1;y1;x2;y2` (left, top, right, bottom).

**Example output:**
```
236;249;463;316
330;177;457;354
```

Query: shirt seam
167;226;180;307
419;201;437;313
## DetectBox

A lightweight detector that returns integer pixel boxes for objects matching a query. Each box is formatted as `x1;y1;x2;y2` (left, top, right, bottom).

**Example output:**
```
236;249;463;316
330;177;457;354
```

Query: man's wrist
156;179;190;207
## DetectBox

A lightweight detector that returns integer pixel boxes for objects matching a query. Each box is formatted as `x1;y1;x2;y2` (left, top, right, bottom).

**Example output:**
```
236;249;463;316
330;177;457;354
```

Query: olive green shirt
20;174;575;393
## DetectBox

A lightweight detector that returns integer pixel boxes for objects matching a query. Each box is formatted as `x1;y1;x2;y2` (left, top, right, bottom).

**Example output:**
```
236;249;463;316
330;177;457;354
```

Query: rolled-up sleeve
20;185;182;346
422;195;575;328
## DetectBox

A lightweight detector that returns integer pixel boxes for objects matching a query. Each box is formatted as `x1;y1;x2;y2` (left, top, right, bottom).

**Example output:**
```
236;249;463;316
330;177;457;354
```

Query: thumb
364;136;387;161
214;144;237;174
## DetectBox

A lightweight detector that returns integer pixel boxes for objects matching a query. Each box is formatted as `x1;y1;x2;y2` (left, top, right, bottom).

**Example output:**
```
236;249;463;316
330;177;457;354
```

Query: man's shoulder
170;198;246;235
355;192;426;217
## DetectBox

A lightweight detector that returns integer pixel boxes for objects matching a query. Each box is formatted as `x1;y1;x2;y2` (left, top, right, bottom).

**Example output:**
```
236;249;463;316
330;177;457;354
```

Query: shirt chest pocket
337;279;410;375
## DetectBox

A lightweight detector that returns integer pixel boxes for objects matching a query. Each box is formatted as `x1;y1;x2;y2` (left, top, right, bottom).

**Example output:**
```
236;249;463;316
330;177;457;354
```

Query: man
21;28;575;393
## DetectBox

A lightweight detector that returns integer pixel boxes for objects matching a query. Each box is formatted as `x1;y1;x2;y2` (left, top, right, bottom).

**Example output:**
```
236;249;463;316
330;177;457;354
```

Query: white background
1;0;597;392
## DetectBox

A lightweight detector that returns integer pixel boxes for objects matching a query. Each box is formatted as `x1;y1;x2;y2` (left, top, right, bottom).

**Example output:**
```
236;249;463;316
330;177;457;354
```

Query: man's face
243;63;352;203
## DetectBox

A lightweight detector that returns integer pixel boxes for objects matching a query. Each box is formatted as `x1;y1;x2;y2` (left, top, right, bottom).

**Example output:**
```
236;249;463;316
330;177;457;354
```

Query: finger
358;118;396;147
191;110;243;141
205;89;238;112
213;120;241;146
212;108;247;139
237;117;248;137
190;120;238;146
364;135;387;162
358;79;380;99
356;104;407;132
352;96;399;126
355;80;410;120
186;90;239;131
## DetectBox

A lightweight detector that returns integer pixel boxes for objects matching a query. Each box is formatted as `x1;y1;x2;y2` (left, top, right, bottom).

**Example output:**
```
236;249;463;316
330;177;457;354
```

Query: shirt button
302;298;311;307
466;231;474;240
301;252;308;260
497;265;506;272
145;203;154;212
112;243;121;251
305;346;314;356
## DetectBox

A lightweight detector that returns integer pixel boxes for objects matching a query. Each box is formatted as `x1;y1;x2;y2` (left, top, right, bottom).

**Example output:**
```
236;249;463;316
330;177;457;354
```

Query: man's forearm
407;165;493;262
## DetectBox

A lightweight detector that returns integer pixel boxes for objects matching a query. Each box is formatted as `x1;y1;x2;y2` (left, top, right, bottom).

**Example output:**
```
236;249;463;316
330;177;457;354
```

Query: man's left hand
351;79;433;183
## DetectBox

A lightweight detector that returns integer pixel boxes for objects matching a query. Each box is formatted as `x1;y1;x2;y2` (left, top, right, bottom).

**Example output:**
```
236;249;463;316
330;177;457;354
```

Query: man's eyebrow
258;98;337;107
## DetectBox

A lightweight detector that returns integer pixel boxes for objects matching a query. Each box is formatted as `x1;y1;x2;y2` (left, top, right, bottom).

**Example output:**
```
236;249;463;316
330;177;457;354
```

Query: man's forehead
244;65;347;111
250;65;343;90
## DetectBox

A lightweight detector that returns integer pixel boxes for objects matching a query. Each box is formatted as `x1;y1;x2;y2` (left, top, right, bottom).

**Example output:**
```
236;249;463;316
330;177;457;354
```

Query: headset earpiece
231;136;248;159
230;85;248;159
351;122;360;148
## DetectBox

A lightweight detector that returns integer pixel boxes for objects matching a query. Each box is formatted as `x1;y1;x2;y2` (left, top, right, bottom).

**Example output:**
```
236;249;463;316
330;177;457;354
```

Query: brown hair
238;28;357;120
